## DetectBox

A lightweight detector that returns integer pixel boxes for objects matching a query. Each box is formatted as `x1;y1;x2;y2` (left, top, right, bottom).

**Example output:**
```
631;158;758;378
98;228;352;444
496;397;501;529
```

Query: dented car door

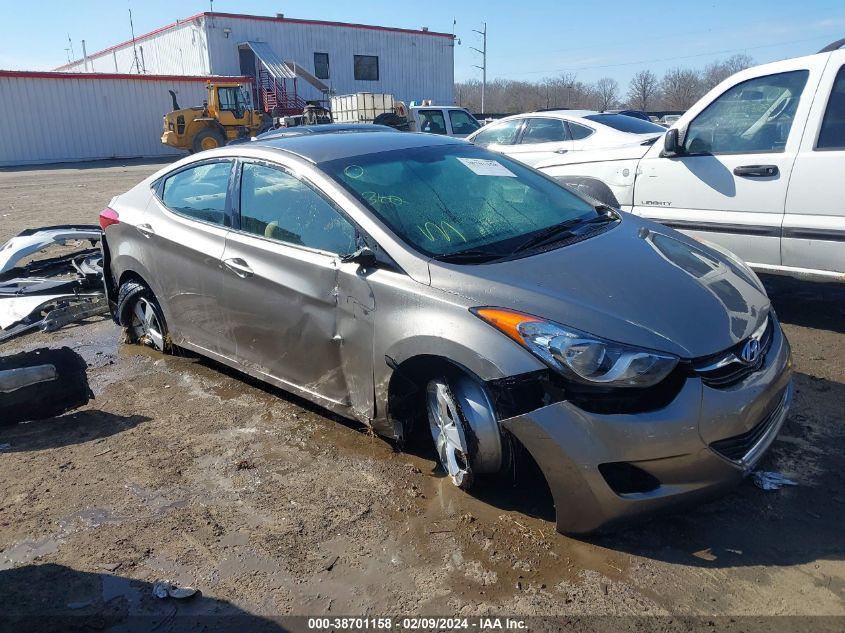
219;159;374;414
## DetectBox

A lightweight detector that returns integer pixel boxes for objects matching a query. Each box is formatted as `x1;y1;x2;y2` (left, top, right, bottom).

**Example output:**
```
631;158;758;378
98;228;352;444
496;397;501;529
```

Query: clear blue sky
1;0;843;87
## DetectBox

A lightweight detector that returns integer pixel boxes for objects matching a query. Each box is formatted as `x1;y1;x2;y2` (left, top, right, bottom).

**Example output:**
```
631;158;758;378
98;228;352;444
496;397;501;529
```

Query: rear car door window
161;161;232;226
239;163;356;255
520;118;570;143
567;121;595;140
684;70;809;154
448;110;481;135
817;65;845;150
471;119;524;147
418;110;448;134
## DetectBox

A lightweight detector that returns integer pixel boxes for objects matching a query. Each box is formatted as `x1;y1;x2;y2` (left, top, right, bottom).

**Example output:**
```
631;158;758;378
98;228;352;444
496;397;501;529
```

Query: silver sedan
99;132;792;533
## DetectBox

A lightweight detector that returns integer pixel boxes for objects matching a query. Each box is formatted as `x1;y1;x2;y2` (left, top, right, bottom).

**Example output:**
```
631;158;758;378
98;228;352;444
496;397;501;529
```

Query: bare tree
661;68;703;110
627;69;659;111
702;54;754;91
592;77;619;111
454;54;753;114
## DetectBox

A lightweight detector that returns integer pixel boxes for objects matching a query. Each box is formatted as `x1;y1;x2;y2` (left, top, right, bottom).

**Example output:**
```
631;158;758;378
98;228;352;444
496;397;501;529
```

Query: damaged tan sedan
99;132;792;533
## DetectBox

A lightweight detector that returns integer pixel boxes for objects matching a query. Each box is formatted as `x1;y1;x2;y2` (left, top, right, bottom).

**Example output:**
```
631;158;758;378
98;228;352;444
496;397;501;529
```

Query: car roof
528;109;597;118
254;131;467;163
258;123;396;139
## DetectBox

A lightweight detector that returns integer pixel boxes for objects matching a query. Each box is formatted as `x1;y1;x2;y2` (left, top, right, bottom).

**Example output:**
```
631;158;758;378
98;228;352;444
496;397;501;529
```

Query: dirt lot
1;161;844;627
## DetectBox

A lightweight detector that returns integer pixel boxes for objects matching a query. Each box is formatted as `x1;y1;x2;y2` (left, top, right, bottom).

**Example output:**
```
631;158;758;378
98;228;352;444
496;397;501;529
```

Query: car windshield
320;144;599;258
583;114;666;134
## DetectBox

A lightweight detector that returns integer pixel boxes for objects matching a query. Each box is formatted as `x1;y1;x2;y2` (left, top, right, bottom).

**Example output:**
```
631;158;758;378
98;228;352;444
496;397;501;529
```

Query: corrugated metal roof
241;41;296;79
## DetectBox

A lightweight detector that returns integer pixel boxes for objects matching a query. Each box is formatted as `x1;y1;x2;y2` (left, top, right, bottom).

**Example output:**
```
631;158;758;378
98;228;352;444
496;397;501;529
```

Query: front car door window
448;110;481;135
239;162;356;255
684;71;809;154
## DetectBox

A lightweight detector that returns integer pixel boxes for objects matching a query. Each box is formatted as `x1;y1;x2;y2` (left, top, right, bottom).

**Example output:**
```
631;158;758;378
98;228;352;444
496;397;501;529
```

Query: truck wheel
192;128;226;153
117;281;170;353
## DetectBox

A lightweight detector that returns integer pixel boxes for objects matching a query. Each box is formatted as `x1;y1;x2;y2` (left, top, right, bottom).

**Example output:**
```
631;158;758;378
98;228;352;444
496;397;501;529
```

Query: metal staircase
258;67;306;116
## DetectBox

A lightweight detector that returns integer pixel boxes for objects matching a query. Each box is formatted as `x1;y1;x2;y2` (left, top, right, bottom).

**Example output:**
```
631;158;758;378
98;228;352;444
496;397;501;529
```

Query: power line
508;34;834;77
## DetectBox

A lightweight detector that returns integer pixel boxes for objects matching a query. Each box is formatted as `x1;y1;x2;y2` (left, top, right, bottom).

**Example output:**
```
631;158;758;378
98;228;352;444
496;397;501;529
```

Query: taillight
99;207;119;231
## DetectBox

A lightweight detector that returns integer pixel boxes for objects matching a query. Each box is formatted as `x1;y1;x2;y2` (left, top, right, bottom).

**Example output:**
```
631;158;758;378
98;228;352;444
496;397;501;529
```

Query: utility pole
470;22;487;113
129;7;143;74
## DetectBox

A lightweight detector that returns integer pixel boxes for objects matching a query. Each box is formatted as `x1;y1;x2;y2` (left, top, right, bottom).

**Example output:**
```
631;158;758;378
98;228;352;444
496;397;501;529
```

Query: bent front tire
425;373;505;490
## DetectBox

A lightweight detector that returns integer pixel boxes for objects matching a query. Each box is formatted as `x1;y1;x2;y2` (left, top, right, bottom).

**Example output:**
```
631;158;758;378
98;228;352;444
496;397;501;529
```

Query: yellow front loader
161;82;271;153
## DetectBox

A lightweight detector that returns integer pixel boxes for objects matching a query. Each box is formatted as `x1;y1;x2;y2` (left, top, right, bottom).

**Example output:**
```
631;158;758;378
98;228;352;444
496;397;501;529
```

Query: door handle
137;223;155;238
222;258;254;278
733;165;778;178
554;149;569;154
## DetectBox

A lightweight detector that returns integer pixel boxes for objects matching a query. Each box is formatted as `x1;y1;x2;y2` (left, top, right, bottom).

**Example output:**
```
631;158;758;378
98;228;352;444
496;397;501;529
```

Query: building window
314;52;330;80
354;55;379;81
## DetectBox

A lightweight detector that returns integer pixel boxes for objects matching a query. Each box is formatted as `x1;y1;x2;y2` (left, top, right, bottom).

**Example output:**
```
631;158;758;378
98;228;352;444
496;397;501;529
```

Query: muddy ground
0;161;843;627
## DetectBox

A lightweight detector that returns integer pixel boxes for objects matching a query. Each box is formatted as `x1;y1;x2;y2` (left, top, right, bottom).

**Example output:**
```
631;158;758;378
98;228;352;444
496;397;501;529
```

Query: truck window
449;110;481;135
418;110;447;135
520;118;569;143
683;70;809;155
817;65;845;150
471;119;523;147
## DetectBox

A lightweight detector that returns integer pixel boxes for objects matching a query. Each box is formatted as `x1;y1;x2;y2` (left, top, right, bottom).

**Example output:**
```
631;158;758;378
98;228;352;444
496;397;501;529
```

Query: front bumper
500;322;793;534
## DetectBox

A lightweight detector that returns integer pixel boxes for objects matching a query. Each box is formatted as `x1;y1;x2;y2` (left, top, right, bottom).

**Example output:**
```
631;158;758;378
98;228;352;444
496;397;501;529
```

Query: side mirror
341;246;378;268
663;128;683;157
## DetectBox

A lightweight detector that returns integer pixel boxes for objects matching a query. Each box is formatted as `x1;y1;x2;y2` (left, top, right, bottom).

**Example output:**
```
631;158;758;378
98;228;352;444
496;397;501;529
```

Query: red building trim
206;12;454;39
0;70;253;83
54;14;206;70
54;11;453;70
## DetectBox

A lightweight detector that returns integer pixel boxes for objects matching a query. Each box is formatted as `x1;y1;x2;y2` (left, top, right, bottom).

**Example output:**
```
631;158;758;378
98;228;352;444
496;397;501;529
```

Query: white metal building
0;12;455;166
0;71;251;166
57;12;456;106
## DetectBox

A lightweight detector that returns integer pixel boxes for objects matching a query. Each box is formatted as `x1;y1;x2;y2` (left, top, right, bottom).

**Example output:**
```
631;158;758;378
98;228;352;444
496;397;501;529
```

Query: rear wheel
117;281;169;352
192;128;226;153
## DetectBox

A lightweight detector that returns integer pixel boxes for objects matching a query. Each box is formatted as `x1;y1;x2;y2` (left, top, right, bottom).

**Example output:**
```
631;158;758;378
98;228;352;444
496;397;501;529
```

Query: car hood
534;139;654;170
428;214;769;359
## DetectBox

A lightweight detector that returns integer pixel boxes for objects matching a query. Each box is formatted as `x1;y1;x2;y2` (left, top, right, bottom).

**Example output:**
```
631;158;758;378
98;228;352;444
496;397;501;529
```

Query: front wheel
117;281;169;352
192;128;226;153
425;374;504;489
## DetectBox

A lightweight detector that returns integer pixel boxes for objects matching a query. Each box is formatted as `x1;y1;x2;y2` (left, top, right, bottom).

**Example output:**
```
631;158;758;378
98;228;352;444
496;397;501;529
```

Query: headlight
472;307;678;388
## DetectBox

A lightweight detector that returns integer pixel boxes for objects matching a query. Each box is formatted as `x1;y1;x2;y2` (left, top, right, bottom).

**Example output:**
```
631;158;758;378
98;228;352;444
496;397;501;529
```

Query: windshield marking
417;221;467;243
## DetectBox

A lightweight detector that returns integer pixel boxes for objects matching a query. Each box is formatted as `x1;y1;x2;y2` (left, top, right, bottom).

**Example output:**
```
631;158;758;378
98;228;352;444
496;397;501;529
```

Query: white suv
537;40;845;282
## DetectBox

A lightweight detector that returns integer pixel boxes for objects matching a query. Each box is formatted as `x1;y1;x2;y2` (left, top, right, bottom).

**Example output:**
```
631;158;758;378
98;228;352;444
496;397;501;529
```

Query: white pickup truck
537;40;845;282
330;93;482;138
